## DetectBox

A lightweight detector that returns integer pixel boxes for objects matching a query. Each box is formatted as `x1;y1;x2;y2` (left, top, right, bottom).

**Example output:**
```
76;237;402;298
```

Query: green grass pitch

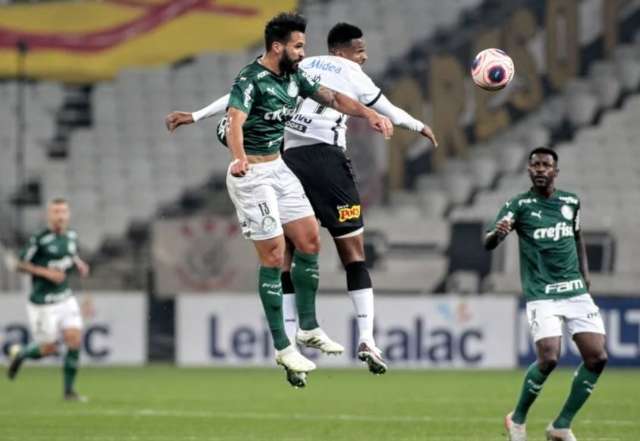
2;366;638;441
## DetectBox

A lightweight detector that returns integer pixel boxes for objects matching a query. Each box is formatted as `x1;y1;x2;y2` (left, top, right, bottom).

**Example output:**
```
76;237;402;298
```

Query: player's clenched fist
366;111;393;139
165;111;194;132
494;218;513;238
230;158;250;177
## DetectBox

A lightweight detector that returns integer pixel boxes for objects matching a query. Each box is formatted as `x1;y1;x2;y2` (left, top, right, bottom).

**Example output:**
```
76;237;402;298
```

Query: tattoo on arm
312;86;338;109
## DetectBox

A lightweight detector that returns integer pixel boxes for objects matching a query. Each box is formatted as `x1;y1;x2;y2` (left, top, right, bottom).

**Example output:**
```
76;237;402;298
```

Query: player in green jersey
7;198;90;401
169;13;392;387
485;147;607;441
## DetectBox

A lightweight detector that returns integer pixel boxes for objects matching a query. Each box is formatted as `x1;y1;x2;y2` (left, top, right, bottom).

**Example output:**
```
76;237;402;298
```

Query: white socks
282;293;298;344
348;288;375;345
284;289;375;346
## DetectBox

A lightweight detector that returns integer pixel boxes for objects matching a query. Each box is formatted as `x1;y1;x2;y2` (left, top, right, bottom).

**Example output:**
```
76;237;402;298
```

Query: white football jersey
284;55;381;150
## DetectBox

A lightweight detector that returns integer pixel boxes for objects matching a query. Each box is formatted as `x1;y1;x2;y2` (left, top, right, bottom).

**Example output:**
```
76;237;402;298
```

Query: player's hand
494;219;513;238
420;124;438;148
230;158;250;177
367;111;393;139
45;269;66;284
165;111;195;133
75;258;90;278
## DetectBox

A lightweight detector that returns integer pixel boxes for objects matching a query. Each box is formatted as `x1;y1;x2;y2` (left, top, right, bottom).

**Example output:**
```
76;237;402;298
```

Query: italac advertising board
177;294;518;368
0;292;147;365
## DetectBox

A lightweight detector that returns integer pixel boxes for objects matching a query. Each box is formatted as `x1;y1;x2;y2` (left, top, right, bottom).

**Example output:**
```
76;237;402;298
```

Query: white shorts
26;296;83;344
226;157;315;241
525;294;606;342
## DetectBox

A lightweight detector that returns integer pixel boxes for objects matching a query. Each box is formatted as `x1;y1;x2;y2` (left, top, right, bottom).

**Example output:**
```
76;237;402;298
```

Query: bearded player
485;147;607;441
168;13;393;387
7;198;90;401
166;22;435;376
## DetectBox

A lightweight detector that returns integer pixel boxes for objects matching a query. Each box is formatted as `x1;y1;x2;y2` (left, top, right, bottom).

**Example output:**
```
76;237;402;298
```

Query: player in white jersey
166;23;437;375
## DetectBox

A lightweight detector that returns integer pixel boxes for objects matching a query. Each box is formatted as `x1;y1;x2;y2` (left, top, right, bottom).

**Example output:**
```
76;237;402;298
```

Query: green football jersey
490;189;587;302
218;58;320;155
19;229;78;304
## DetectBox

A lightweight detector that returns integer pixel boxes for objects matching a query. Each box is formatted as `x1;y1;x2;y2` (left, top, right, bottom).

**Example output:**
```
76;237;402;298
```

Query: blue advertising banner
518;297;640;367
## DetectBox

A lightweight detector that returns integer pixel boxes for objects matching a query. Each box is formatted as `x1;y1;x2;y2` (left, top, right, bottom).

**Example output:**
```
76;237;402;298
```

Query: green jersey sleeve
19;235;39;262
488;198;518;232
228;75;257;114
574;200;581;232
297;68;320;99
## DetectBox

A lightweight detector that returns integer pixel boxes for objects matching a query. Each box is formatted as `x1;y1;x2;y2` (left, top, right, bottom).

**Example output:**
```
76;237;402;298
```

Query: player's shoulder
33;229;54;245
504;191;534;208
555;189;580;205
234;60;265;83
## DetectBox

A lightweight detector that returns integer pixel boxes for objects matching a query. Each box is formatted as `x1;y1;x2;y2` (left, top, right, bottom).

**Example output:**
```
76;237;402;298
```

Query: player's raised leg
546;332;607;441
8;301;60;380
506;336;560;441
283;216;344;355
334;234;387;375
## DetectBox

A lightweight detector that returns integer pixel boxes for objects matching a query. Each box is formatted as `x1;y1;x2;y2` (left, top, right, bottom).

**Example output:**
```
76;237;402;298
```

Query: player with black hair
167;13;393;387
485;147;608;441
166;21;435;377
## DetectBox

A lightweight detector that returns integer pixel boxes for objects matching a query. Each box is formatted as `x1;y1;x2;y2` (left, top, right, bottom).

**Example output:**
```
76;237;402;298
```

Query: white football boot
275;345;316;373
545;423;577;441
296;328;344;355
504;412;527;441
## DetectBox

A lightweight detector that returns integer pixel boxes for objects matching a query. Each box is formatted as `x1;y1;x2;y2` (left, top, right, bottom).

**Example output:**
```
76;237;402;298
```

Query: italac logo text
544;278;584;294
533;222;574;241
264;106;296;122
338;204;361;222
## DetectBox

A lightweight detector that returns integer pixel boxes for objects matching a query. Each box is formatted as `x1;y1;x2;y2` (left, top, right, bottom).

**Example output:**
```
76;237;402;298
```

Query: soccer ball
471;48;515;90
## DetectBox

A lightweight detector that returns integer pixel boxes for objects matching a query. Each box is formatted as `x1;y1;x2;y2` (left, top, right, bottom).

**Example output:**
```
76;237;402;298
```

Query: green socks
290;251;319;331
258;266;290;351
20;342;43;360
63;349;80;394
553;363;602;429
512;362;550;424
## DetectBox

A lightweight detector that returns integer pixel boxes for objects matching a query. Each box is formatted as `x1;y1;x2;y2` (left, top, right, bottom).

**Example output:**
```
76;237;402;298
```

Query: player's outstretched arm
226;107;250;177
312;86;393;139
371;95;438;147
73;255;90;278
165;94;230;132
483;219;513;250
575;230;591;290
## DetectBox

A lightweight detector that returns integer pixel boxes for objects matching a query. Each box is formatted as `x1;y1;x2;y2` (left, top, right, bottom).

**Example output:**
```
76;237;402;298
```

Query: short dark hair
50;197;68;205
529;146;558;163
264;12;307;51
327;22;363;49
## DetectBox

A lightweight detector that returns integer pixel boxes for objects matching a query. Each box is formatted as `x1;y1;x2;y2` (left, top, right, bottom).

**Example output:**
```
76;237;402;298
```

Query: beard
279;51;299;74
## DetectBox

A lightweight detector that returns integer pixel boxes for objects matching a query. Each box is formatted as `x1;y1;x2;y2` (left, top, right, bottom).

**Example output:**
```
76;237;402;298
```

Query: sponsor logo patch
337;204;361;223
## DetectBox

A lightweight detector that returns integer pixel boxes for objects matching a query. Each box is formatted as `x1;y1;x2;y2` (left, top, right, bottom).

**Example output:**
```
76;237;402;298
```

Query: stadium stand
1;0;639;297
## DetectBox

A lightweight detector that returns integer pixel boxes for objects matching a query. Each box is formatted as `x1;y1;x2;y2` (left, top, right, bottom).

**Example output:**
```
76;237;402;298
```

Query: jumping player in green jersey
7;198;91;401
485;147;607;441
168;13;392;387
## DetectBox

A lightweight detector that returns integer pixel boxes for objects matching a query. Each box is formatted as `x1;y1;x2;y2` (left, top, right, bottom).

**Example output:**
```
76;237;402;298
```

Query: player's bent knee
297;234;320;254
586;351;608;373
40;342;58;355
537;355;558;374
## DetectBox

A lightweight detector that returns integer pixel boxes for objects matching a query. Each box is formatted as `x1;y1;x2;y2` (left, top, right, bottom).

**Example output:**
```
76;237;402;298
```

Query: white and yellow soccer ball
471;48;515;90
